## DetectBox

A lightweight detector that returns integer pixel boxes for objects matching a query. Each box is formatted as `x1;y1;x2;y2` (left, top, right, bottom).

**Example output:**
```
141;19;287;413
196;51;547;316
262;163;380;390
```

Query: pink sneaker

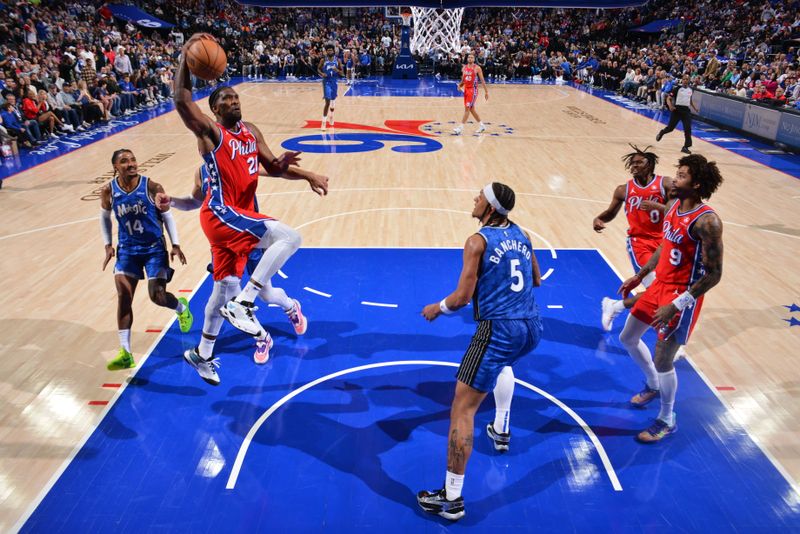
287;299;307;335
253;332;273;364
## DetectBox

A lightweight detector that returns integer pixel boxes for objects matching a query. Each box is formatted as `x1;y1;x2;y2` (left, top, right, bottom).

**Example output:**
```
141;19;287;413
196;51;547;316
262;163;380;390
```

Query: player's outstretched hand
171;245;187;265
102;244;115;271
421;302;441;321
155;192;171;211
307;172;329;196
618;274;642;297
484;91;489;101
592;217;606;232
277;151;302;169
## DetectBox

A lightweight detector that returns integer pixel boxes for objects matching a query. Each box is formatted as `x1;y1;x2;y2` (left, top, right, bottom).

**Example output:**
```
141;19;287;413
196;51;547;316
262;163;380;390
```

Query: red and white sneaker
287;299;307;335
253;332;273;364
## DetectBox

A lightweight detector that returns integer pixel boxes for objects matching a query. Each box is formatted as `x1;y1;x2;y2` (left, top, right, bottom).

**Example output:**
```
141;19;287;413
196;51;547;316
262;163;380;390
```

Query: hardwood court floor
0;81;798;529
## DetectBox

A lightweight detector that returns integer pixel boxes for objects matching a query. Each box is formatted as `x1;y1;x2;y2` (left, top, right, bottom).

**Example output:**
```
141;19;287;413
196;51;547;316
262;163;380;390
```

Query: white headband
483;184;509;215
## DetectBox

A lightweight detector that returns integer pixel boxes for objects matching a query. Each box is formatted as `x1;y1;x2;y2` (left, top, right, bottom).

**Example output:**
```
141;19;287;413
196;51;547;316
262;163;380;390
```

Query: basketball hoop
400;8;412;27
409;6;464;56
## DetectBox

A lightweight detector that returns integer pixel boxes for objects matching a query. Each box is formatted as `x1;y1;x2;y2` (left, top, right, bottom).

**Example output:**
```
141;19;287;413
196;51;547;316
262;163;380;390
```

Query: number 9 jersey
473;223;539;321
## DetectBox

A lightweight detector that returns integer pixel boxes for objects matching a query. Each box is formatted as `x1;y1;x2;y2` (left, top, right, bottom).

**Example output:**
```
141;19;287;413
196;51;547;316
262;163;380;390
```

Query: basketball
186;37;227;80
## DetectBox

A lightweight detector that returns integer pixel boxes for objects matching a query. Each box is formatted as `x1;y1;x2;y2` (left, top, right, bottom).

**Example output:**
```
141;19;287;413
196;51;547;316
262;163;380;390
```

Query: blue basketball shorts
456;317;543;392
323;82;338;101
114;246;171;280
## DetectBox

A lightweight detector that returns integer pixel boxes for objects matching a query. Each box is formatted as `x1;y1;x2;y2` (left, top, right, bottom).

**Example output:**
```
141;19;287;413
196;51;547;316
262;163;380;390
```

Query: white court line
13;273;211;531
224;360;622;492
277;270;288;279
547;305;564;309
593;248;800;498
541;267;555;280
293;207;559;260
0;216;95;241
361;301;398;308
304;287;332;298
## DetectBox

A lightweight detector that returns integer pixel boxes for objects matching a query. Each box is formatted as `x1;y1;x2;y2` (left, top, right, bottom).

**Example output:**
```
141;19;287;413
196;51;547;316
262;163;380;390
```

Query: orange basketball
186;37;227;81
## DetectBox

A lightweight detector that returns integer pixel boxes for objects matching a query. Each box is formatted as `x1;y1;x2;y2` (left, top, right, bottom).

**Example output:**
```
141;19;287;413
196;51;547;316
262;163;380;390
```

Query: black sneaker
656;130;664;142
486;423;511;452
681;146;691;154
417;488;465;521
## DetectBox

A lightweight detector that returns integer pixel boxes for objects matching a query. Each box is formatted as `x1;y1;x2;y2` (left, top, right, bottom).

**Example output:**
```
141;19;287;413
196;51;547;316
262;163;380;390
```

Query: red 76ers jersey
624;174;666;241
655;202;716;286
462;65;478;90
203;121;260;212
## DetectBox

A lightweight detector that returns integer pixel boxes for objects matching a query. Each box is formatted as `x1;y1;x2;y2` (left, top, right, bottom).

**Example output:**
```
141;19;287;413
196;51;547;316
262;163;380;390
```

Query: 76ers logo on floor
281;120;443;154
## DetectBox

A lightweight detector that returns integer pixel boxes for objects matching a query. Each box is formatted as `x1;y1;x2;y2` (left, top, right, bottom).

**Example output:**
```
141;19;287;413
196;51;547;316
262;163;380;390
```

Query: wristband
439;298;454;315
672;291;696;311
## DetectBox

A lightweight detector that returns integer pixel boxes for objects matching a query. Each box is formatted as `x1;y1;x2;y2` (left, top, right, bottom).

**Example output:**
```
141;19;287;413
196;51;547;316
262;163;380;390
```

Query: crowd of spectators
1;0;798;155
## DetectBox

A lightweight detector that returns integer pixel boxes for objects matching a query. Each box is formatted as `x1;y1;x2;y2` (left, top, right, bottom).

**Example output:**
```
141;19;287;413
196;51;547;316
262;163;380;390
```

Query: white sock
445;470;464;500
612;299;625;314
199;336;215;361
322;115;327;123
118;329;131;352
619;315;659;390
175;300;186;314
237;279;262;304
493;366;514;434
657;369;678;425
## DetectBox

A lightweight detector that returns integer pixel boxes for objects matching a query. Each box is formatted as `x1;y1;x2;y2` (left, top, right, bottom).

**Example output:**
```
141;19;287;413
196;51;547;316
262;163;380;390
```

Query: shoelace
203;357;221;369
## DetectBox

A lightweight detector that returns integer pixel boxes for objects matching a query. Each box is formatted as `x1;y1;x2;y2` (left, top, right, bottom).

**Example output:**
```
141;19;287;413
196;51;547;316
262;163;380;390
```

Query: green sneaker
177;297;193;333
107;348;135;371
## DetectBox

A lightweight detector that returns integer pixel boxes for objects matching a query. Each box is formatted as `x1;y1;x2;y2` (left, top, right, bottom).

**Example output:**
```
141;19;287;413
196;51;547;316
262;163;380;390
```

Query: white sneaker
453;126;463;135
183;348;220;386
321;120;327;131
253;332;273;364
476;124;486;134
220;299;264;336
601;297;622;332
675;346;687;361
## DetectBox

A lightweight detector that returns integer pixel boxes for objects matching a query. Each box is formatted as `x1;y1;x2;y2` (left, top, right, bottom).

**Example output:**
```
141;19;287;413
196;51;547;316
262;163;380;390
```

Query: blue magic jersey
474;223;538;321
323;59;339;82
111;175;164;254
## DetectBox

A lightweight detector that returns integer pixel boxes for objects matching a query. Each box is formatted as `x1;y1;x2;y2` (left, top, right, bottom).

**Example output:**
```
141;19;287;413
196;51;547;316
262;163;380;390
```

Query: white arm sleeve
100;208;112;245
169;196;203;211
161;210;180;246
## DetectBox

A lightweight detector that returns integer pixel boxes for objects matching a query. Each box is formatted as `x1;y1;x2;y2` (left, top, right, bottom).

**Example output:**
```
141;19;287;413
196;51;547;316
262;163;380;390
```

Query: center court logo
281;120;444;154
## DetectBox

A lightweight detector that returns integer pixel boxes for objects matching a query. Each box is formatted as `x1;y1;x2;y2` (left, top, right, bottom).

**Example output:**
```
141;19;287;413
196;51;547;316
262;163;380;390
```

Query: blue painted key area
23;248;799;532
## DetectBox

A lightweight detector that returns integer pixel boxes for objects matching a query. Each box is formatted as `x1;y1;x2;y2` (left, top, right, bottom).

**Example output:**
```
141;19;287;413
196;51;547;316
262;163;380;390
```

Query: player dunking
318;43;344;131
593;145;672;331
453;53;488;135
165;164;305;365
100;148;193;370
618;154;724;442
417;183;543;521
173;33;329;385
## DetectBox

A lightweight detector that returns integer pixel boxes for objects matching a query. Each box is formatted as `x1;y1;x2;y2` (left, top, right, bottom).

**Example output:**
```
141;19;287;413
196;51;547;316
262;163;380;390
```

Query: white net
409;7;464;56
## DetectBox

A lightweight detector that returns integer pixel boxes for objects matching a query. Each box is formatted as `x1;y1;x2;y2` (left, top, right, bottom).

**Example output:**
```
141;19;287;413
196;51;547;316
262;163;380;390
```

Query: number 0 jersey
111;175;164;254
473;223;539;321
624;174;667;241
655;201;716;286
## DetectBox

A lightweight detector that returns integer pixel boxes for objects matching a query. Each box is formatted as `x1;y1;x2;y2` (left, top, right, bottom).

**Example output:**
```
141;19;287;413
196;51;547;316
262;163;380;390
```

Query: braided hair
621;143;659;175
484;182;516;226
